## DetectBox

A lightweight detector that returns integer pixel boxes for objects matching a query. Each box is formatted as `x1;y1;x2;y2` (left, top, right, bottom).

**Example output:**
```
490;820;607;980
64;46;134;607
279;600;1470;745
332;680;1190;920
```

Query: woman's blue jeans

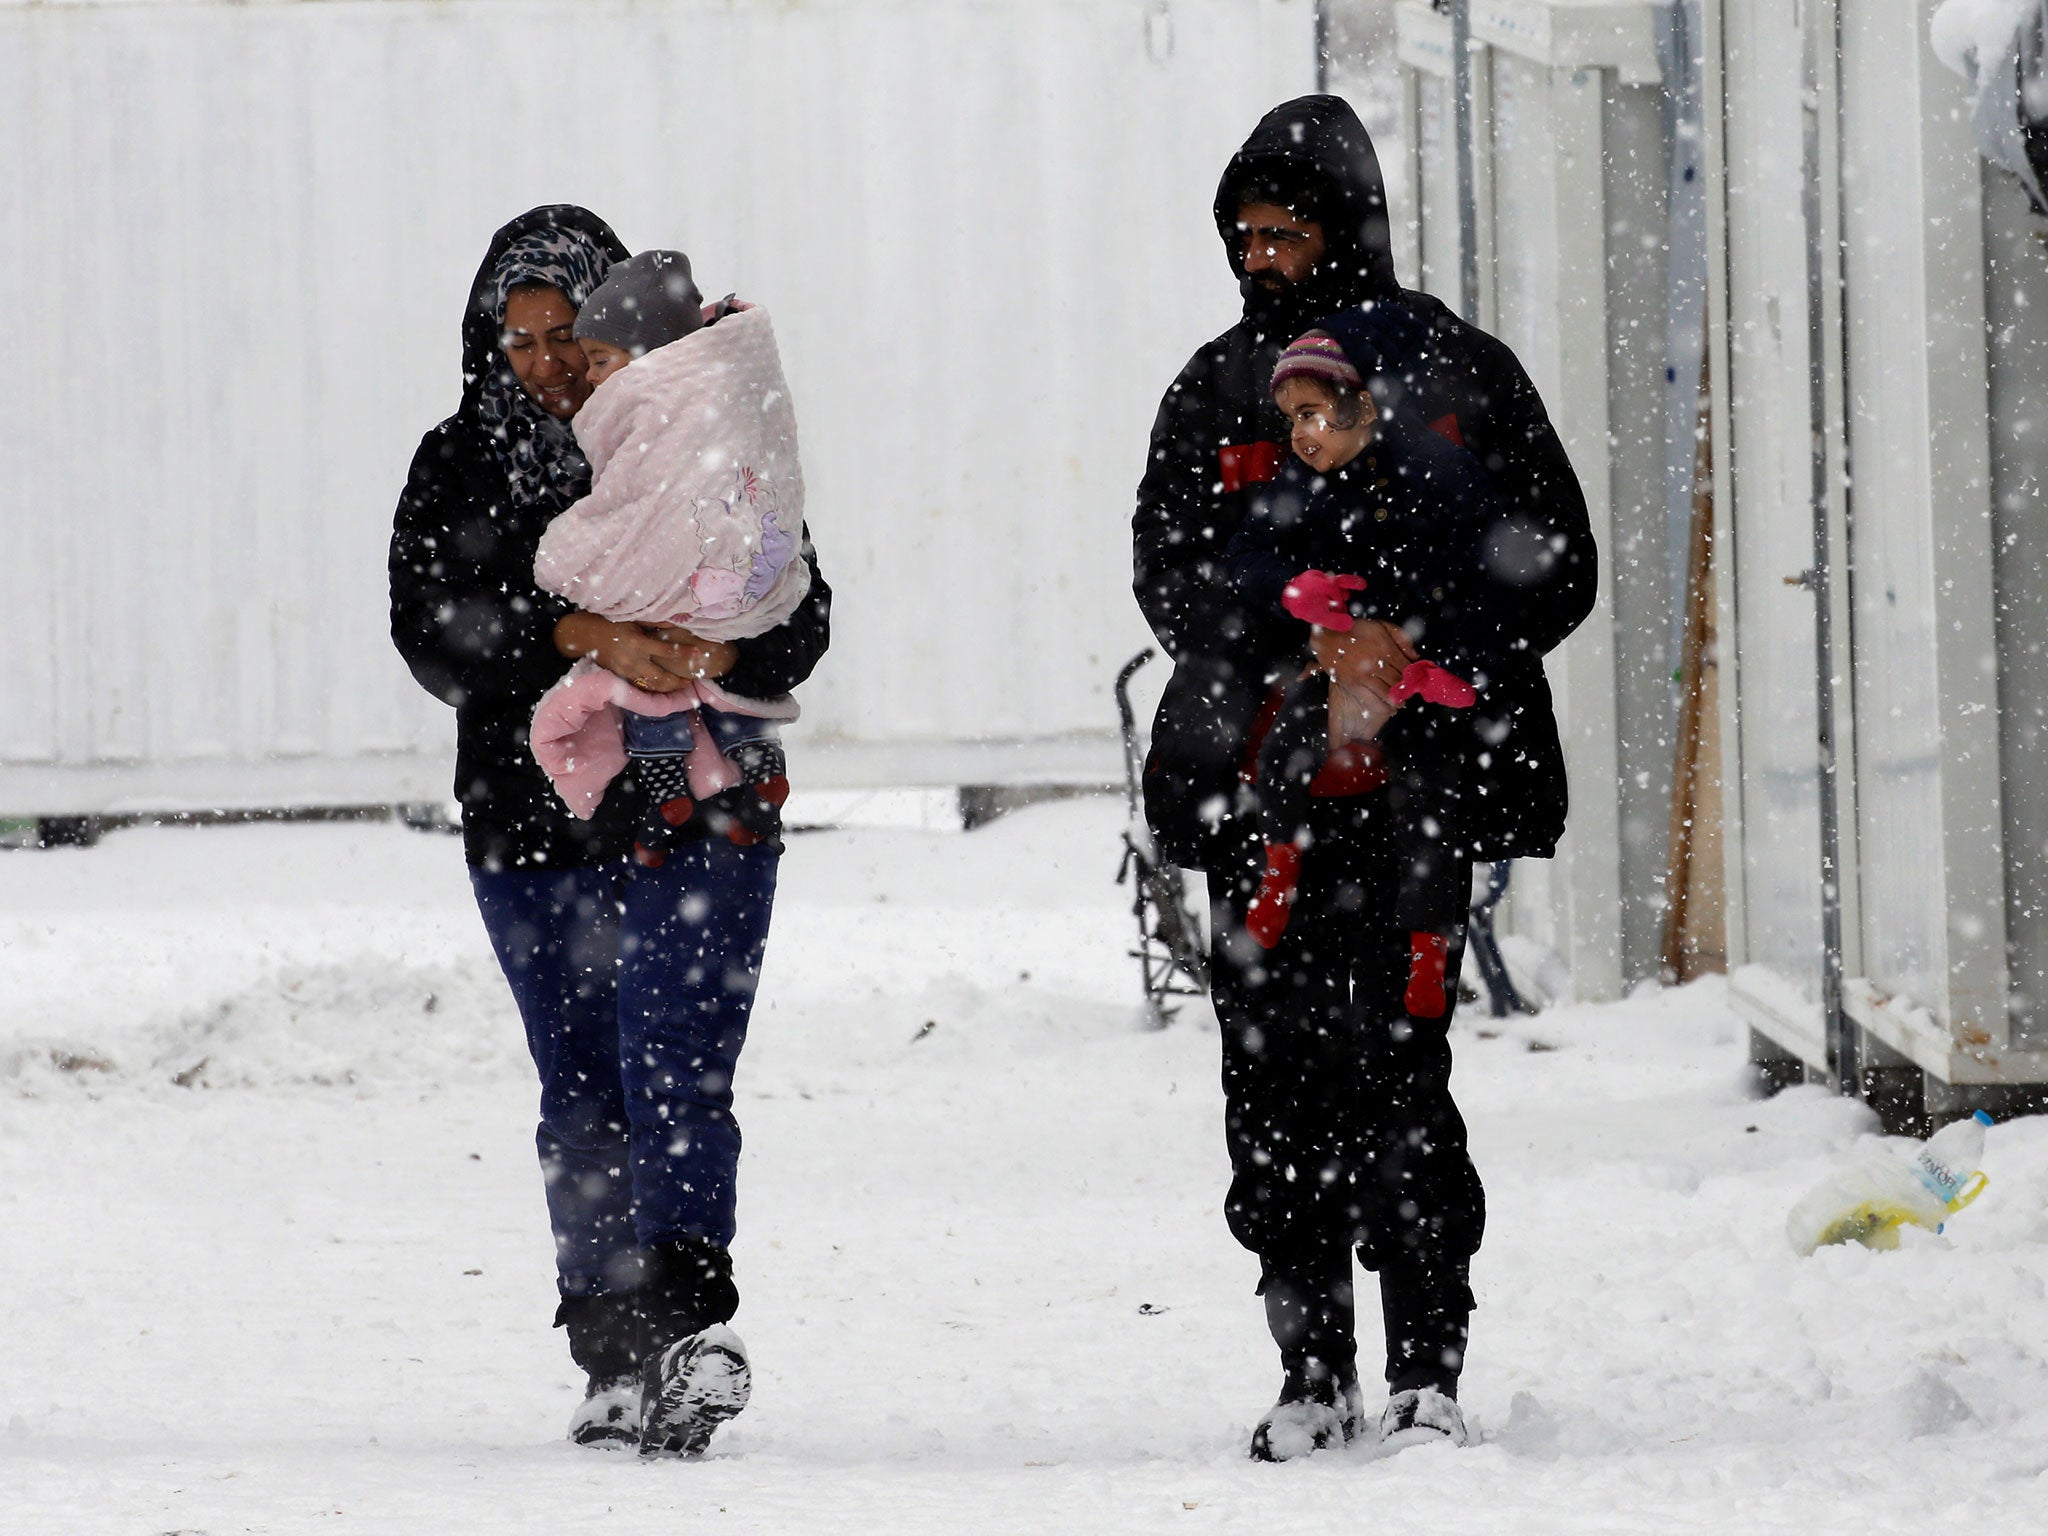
470;839;779;1299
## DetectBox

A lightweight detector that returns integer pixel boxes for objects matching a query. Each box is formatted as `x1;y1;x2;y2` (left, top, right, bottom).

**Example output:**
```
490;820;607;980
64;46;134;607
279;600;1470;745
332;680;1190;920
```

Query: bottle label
1916;1156;1965;1203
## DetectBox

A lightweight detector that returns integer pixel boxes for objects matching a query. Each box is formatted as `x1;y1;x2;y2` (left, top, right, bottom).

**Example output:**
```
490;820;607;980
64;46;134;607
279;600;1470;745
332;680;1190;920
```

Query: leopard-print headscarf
476;227;614;511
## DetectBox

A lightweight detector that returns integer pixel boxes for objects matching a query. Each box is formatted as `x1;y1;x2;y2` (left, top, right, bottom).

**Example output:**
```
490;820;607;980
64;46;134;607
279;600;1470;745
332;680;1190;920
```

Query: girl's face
579;338;633;389
1276;377;1375;472
500;284;592;418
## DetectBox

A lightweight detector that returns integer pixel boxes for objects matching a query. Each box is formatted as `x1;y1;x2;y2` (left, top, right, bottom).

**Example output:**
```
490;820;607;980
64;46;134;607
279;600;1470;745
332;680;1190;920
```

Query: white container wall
1707;0;1844;1058
1395;0;1675;1001
0;0;1315;813
1707;0;2048;1094
1987;158;2048;1060
1837;1;2010;1069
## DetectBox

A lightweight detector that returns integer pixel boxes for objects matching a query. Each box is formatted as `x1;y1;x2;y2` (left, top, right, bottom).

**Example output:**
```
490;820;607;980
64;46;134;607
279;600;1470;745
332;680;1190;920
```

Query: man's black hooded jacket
389;205;832;869
1132;96;1596;868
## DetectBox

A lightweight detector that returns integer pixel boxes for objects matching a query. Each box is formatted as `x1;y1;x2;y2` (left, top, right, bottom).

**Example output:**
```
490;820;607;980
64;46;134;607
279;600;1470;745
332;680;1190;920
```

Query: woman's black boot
556;1293;645;1448
638;1238;751;1458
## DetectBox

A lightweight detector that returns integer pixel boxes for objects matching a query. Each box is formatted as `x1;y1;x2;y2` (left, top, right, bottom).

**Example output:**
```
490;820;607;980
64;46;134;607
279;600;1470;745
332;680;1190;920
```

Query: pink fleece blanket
532;302;811;643
530;659;800;820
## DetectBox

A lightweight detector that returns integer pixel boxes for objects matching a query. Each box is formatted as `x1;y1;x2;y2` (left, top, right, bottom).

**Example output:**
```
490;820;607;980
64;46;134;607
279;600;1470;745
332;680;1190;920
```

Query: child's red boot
1405;930;1453;1018
1247;842;1305;950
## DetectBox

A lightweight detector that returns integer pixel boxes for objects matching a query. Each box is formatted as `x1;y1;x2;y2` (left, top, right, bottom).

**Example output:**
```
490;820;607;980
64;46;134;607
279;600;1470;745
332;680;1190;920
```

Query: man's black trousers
1205;790;1484;1394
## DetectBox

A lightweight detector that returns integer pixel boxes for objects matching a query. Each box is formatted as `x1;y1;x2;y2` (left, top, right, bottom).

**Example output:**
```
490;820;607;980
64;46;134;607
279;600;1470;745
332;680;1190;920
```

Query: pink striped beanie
1270;330;1363;397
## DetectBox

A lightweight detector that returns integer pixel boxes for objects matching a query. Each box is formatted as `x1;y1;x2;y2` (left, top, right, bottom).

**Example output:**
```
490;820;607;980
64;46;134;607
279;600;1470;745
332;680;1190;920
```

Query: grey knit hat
572;250;705;356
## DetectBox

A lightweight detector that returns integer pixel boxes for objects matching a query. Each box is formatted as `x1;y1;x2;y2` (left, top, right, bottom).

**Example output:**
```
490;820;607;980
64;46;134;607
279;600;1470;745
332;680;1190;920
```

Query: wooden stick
1662;348;1717;982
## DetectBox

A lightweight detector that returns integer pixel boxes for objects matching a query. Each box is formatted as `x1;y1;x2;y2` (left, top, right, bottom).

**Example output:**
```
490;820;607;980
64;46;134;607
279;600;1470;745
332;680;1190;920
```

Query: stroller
1114;650;1209;1028
1113;650;1534;1026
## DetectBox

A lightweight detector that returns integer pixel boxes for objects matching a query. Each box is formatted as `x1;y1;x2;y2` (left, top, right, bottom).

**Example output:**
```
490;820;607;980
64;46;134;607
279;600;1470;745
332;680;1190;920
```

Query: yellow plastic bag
1788;1158;1989;1255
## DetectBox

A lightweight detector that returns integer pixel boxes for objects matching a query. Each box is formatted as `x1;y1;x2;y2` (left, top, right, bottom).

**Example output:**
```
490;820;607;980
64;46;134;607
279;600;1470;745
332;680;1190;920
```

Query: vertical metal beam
1800;0;1853;1092
1395;40;1424;288
1836;0;2004;1059
1450;0;1480;319
1700;0;1750;978
1550;62;1627;1000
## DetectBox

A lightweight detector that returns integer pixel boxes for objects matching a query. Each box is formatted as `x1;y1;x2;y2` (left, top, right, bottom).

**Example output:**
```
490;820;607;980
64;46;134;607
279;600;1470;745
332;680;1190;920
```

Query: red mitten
1405;930;1452;1018
1386;659;1478;708
1246;842;1305;950
1281;571;1367;631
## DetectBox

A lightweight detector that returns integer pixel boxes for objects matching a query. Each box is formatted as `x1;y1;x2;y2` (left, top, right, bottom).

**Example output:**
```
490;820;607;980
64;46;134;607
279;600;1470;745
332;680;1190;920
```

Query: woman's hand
1309;618;1418;706
645;624;738;681
554;613;734;692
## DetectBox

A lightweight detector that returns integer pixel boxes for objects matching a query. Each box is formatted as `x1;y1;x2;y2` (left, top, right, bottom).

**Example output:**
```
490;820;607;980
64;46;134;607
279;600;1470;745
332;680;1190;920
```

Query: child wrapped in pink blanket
530;251;812;862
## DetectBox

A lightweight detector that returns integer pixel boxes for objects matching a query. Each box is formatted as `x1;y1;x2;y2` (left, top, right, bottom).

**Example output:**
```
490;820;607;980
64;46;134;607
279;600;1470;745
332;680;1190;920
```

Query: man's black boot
1248;1263;1363;1461
1375;1251;1473;1449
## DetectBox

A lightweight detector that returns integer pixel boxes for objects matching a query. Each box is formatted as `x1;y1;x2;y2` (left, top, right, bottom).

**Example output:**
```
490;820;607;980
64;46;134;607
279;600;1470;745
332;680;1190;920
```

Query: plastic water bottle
1786;1111;1994;1255
1912;1110;1995;1206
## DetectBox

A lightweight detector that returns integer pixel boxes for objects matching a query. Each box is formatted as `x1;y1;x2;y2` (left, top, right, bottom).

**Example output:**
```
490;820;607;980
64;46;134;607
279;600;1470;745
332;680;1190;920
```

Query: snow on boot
569;1373;643;1449
639;1324;752;1459
557;1292;645;1448
1378;1387;1469;1450
1248;1364;1364;1462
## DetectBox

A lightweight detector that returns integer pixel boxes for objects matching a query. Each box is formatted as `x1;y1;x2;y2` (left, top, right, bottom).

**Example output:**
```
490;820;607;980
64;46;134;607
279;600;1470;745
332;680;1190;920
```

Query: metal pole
1800;0;1854;1094
1450;0;1480;320
1313;0;1329;93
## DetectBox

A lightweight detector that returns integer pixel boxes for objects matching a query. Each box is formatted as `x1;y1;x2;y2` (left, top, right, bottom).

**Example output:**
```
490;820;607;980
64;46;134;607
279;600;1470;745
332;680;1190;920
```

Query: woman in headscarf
389;206;831;1457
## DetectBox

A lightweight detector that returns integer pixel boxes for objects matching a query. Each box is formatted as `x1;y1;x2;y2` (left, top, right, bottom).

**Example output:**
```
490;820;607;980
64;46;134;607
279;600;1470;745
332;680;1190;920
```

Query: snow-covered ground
3;799;2047;1534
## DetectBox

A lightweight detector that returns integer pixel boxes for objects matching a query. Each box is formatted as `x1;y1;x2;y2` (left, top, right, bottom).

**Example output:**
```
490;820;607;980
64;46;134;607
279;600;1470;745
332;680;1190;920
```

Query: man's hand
553;614;737;692
1310;618;1418;705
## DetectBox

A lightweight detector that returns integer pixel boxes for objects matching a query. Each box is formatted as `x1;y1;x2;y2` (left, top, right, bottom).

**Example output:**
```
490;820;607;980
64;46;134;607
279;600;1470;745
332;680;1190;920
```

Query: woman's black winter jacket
389;206;832;869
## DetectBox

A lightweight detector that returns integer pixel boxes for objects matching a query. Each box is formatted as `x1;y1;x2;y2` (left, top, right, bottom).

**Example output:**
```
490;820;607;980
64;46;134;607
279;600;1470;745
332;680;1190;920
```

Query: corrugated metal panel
1716;0;1831;1003
1396;1;1676;999
1716;0;2038;1085
1837;0;2005;1040
1986;170;2048;1055
0;0;1314;812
